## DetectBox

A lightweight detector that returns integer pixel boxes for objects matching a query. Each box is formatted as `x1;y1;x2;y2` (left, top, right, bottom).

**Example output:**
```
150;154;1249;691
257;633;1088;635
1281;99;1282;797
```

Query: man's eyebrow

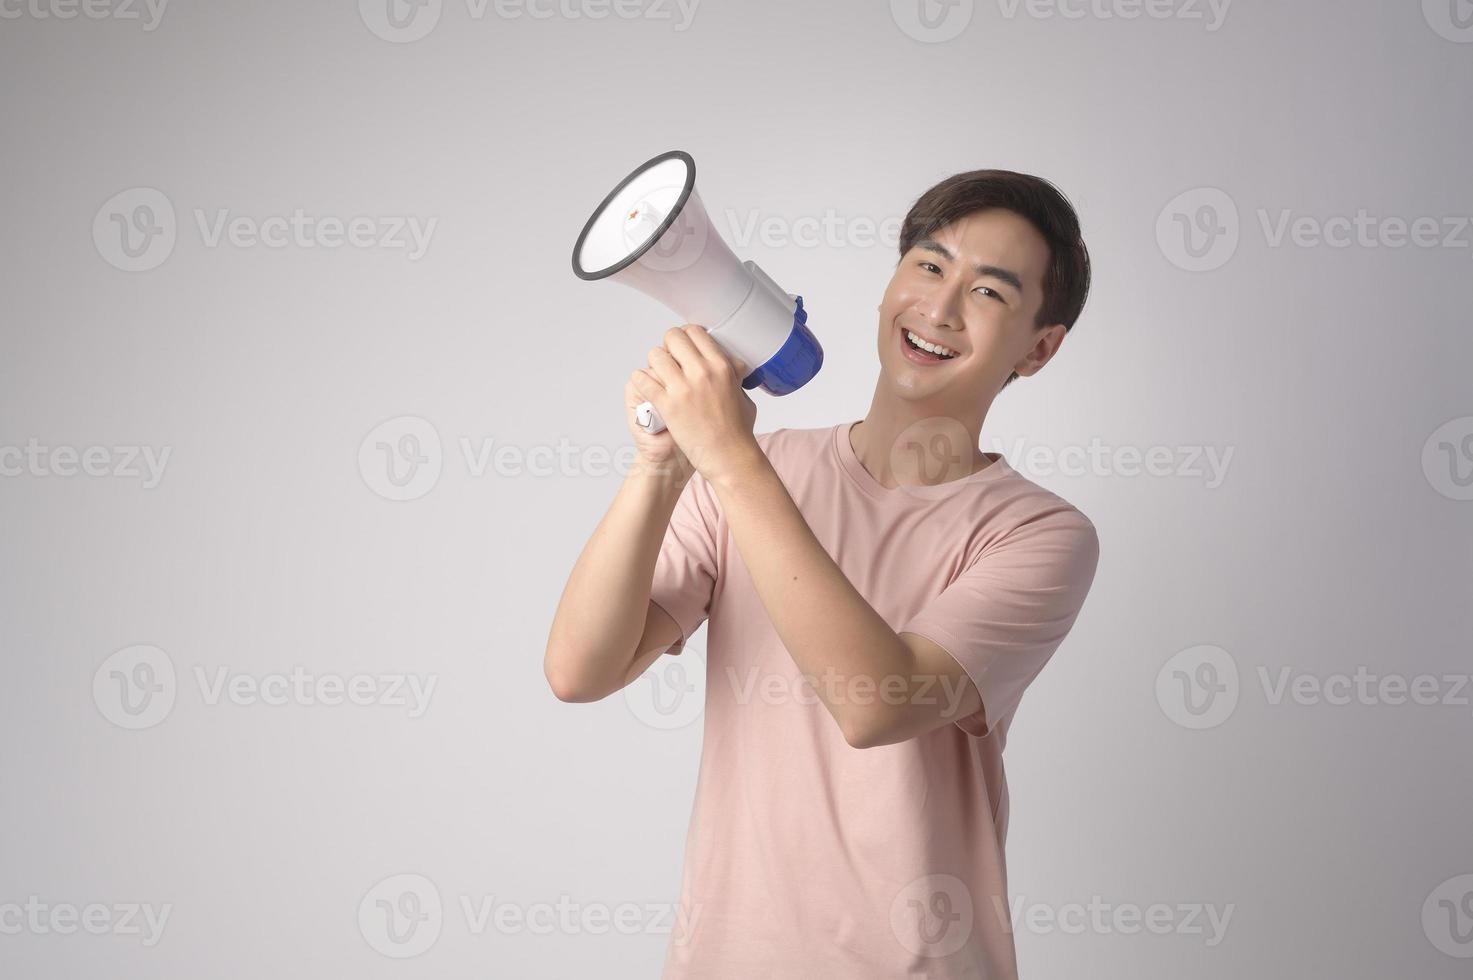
915;238;1025;294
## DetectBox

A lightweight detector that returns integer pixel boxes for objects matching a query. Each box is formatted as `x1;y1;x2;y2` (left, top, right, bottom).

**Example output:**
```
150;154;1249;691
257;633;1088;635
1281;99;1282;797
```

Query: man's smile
898;323;963;364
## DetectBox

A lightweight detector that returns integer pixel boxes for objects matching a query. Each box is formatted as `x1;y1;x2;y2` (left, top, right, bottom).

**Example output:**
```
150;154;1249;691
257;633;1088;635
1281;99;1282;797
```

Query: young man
544;169;1099;978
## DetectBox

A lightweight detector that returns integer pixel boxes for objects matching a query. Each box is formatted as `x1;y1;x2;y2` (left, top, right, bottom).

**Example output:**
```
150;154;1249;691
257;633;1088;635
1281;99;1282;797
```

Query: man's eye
919;261;941;274
974;286;1001;301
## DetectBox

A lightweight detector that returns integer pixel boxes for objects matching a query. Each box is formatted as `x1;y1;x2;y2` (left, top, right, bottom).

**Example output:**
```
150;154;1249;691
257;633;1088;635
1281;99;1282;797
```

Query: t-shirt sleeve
647;472;722;656
899;513;1101;738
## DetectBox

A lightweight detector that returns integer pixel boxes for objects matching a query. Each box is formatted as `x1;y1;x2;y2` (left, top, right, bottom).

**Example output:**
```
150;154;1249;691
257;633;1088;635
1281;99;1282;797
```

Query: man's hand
629;325;760;486
624;373;694;484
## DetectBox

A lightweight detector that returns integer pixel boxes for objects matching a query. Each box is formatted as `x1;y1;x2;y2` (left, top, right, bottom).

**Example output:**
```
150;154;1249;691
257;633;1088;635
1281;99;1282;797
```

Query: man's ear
1012;323;1068;379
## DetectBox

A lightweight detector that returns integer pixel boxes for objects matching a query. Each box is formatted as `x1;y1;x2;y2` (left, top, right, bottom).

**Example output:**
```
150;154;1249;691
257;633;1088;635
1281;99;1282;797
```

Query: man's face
876;207;1066;410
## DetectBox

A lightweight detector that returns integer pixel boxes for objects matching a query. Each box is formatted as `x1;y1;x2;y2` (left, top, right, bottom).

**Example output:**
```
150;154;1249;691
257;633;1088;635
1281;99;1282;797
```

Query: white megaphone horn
571;149;823;435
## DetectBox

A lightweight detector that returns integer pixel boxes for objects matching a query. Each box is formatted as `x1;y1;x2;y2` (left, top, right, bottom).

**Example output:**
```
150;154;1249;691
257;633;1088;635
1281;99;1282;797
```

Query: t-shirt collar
831;419;1012;502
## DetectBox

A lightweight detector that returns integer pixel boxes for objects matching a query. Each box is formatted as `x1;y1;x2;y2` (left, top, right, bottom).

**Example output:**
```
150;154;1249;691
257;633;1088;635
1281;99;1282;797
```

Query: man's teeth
905;329;957;359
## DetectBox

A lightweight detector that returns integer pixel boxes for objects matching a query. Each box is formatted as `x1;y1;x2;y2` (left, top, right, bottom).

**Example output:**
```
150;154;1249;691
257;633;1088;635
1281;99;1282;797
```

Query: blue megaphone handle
741;296;822;396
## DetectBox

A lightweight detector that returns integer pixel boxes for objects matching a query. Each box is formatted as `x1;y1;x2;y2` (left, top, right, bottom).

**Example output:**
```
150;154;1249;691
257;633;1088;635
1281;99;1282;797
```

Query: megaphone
571;149;823;435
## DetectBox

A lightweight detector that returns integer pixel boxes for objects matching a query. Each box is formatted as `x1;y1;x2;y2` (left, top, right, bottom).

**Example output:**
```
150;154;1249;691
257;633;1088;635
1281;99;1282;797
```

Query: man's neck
849;397;995;490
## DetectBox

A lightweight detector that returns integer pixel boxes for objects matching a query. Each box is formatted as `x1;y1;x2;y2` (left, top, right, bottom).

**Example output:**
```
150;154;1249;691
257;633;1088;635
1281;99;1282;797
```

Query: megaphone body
571;150;823;434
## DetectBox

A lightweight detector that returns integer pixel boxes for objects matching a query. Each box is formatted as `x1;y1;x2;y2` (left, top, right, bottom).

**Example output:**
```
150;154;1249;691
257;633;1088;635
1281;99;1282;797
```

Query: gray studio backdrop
2;1;1470;977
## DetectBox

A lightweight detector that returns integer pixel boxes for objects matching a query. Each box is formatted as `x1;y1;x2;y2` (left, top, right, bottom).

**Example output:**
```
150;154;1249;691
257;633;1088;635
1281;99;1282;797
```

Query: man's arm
706;451;982;748
625;325;980;747
542;460;691;703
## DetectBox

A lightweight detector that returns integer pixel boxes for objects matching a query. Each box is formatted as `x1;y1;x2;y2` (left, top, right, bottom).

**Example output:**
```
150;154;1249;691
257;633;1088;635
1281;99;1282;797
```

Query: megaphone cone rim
571;149;698;282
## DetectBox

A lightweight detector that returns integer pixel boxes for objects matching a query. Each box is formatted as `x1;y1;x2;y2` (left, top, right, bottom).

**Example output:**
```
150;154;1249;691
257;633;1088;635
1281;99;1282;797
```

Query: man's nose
916;280;963;329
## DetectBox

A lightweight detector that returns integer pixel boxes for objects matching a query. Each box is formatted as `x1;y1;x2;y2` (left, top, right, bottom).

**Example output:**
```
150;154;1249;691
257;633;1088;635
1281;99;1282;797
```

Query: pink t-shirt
649;420;1101;979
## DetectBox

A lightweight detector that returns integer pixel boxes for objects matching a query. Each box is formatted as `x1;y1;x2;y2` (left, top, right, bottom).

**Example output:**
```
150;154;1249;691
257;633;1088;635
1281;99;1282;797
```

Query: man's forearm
706;446;911;743
543;458;691;700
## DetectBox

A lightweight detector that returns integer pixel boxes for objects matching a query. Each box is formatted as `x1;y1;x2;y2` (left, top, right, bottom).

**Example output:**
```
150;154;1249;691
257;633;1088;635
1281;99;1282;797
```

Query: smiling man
544;169;1100;978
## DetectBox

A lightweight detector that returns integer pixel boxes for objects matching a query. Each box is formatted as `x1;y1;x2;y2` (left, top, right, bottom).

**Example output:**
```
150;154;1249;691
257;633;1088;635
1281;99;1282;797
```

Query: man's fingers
646;345;682;386
661;326;706;371
681;324;741;375
629;367;665;400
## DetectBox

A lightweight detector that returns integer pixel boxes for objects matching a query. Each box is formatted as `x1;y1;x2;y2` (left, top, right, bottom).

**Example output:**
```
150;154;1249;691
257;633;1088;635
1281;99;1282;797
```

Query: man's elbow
842;703;969;748
547;673;588;703
840;709;898;750
544;655;608;704
843;727;886;750
547;673;606;703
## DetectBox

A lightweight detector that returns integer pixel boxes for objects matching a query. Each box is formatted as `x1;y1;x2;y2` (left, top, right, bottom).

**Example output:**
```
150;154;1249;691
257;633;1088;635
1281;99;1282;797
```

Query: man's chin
881;363;991;405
